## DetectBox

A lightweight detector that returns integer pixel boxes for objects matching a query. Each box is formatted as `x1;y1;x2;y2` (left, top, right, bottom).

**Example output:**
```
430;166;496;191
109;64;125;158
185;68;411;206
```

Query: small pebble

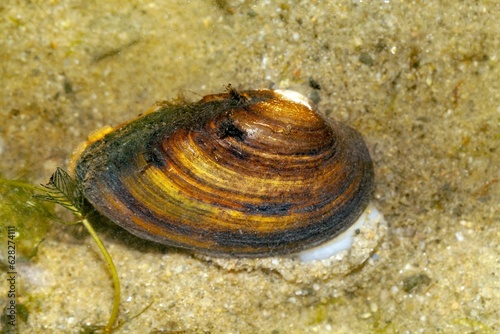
455;232;465;242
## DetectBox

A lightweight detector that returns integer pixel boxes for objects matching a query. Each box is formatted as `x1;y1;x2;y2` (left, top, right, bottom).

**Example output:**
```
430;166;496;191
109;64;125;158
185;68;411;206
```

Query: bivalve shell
74;88;374;258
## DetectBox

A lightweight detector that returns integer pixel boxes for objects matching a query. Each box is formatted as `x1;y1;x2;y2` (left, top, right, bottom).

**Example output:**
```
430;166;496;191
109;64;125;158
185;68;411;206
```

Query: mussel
73;88;375;258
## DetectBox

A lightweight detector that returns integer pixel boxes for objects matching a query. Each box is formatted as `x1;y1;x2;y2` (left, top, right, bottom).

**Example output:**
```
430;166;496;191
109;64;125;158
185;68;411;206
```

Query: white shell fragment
298;202;384;262
274;89;314;109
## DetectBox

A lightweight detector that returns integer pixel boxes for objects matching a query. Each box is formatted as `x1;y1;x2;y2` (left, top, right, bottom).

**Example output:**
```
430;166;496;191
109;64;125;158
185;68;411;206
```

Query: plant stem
81;218;121;332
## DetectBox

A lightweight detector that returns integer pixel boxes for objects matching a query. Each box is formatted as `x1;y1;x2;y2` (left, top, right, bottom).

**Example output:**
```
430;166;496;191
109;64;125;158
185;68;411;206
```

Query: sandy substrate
0;1;498;333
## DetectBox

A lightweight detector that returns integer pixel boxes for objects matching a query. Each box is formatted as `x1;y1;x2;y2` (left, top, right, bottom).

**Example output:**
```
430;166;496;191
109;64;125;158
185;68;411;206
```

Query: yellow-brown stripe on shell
74;88;374;257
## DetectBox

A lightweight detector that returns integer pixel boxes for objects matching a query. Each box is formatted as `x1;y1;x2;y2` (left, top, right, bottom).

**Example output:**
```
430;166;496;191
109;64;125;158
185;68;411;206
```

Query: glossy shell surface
74;89;374;257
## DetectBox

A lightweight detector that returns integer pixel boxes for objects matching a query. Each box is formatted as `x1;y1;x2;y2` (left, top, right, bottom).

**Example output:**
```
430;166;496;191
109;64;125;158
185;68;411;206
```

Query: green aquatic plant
0;302;29;334
0;169;152;333
0;175;52;261
0;175;51;333
37;168;122;333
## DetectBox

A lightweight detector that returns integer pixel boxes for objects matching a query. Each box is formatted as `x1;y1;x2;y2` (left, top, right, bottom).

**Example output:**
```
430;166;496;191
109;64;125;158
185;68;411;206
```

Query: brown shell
74;88;374;257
